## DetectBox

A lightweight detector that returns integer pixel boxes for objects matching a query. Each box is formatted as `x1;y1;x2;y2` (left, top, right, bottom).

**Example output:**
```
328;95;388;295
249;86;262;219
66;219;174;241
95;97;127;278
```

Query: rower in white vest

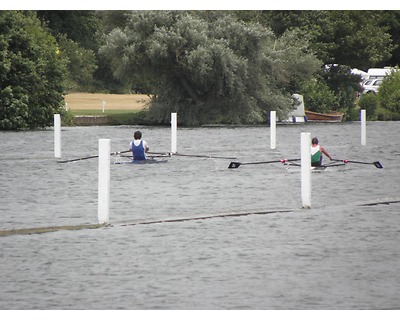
311;137;333;167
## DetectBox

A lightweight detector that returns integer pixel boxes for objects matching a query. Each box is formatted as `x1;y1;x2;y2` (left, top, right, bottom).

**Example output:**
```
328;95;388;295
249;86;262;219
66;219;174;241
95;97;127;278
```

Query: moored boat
305;110;343;122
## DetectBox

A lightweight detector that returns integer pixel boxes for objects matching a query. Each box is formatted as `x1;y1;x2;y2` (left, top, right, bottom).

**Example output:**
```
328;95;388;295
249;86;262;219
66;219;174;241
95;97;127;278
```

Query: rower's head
134;131;142;140
312;137;319;145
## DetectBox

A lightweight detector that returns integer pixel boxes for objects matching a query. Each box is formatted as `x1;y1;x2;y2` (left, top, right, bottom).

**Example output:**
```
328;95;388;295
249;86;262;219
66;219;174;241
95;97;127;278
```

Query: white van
367;67;392;79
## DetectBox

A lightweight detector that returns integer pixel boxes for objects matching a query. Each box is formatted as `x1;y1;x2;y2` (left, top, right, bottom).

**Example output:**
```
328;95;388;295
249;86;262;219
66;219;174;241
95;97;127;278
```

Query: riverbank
65;92;150;111
65;93;151;125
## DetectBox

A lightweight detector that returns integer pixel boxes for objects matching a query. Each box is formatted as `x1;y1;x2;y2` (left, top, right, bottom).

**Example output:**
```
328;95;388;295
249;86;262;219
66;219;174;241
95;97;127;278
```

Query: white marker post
54;114;61;158
361;109;366;146
171;112;177;154
270;110;276;149
301;132;311;209
98;139;110;225
102;100;106;113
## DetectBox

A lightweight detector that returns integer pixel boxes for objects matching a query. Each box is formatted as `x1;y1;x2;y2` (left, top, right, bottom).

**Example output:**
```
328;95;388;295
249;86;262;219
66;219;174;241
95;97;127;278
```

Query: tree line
1;10;400;129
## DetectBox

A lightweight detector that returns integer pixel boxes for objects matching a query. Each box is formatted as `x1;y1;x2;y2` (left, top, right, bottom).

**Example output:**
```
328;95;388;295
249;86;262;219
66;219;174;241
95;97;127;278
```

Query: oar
119;153;171;159
173;152;237;160
147;151;172;156
332;159;383;169
58;150;131;163
228;158;300;169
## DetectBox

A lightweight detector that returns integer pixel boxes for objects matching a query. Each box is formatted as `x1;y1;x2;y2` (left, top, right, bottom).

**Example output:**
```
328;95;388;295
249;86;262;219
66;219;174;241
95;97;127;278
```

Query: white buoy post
98;139;111;224
54;114;61;158
171;112;177;154
361;109;366;146
301;132;311;209
270;110;276;149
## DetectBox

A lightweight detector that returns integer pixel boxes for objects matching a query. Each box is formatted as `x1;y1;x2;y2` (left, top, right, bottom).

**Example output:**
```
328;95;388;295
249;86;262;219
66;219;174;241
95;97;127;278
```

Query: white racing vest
311;145;322;165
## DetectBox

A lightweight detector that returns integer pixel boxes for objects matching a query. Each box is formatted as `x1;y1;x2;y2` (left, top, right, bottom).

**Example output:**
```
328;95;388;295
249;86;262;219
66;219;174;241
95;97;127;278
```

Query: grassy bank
64;93;150;125
65;92;150;110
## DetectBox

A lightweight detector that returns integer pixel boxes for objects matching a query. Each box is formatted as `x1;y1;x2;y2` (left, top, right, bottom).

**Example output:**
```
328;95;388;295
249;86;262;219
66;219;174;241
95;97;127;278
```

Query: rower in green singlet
311;137;333;167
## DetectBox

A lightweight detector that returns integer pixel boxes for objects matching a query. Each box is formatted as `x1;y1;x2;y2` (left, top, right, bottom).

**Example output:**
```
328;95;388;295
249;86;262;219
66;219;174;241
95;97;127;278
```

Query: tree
36;11;102;51
377;68;400;117
258;11;394;70
37;10;101;92
378;11;400;68
100;11;320;125
301;77;336;114
0;11;67;130
57;34;98;91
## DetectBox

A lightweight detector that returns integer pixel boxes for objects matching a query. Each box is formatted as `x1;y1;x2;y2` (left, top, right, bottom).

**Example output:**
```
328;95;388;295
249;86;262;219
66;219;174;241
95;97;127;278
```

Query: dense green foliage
357;69;400;120
100;11;320;125
2;10;400;129
0;11;67;130
376;69;400;120
358;93;379;120
253;11;393;70
301;78;336;114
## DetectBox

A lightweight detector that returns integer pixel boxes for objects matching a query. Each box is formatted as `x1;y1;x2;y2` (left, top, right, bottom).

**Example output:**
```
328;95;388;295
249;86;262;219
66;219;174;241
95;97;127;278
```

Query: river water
0;122;399;310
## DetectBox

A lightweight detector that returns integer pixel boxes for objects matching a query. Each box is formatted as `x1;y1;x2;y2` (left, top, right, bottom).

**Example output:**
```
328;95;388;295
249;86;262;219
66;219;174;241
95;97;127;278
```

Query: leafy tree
57;34;97;91
100;11;320;125
258;11;393;70
322;65;362;118
377;68;400;115
36;11;102;51
0;11;67;130
377;11;400;68
37;10;102;92
358;92;379;120
301;77;336;114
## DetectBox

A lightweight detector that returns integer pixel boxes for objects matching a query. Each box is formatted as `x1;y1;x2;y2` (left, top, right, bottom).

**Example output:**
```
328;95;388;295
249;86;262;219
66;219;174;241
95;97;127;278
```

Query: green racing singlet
311;145;322;166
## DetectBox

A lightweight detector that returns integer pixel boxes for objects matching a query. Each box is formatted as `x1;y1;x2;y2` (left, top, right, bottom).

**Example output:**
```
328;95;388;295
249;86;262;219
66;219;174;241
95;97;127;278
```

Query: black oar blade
228;162;241;169
373;161;383;169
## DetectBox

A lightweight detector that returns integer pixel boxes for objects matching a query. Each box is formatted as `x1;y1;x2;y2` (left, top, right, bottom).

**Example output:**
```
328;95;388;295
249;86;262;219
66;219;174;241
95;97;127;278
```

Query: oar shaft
243;158;300;165
332;159;383;168
241;160;282;165
348;160;376;165
147;151;171;156
173;153;236;160
228;158;300;169
334;159;374;165
58;155;98;163
59;150;131;163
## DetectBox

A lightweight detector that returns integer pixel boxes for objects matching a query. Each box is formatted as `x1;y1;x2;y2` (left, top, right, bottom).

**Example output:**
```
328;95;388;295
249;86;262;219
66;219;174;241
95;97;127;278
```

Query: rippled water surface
1;122;399;309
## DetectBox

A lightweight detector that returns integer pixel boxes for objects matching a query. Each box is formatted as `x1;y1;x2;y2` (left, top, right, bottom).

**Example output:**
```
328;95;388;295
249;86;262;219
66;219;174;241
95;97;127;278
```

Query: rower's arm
320;146;333;160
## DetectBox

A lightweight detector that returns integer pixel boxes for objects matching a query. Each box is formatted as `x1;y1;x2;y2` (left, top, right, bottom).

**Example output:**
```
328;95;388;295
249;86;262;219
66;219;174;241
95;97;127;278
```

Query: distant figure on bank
311;137;333;167
130;130;149;161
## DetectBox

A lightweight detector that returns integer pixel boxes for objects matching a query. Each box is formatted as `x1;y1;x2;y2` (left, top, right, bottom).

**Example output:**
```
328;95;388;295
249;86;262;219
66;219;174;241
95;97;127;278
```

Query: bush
0;11;67;130
301;78;336;113
358;93;379;120
376;106;400;121
378;68;400;114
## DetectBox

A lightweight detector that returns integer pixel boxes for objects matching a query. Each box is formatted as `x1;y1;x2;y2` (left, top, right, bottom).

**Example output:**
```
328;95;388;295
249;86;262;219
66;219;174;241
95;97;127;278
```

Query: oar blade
373;161;383;169
228;162;241;169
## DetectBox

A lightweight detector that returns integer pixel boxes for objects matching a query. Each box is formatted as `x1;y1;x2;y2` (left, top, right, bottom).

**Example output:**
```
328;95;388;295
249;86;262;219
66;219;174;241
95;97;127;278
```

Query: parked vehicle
361;78;383;94
367;67;392;79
